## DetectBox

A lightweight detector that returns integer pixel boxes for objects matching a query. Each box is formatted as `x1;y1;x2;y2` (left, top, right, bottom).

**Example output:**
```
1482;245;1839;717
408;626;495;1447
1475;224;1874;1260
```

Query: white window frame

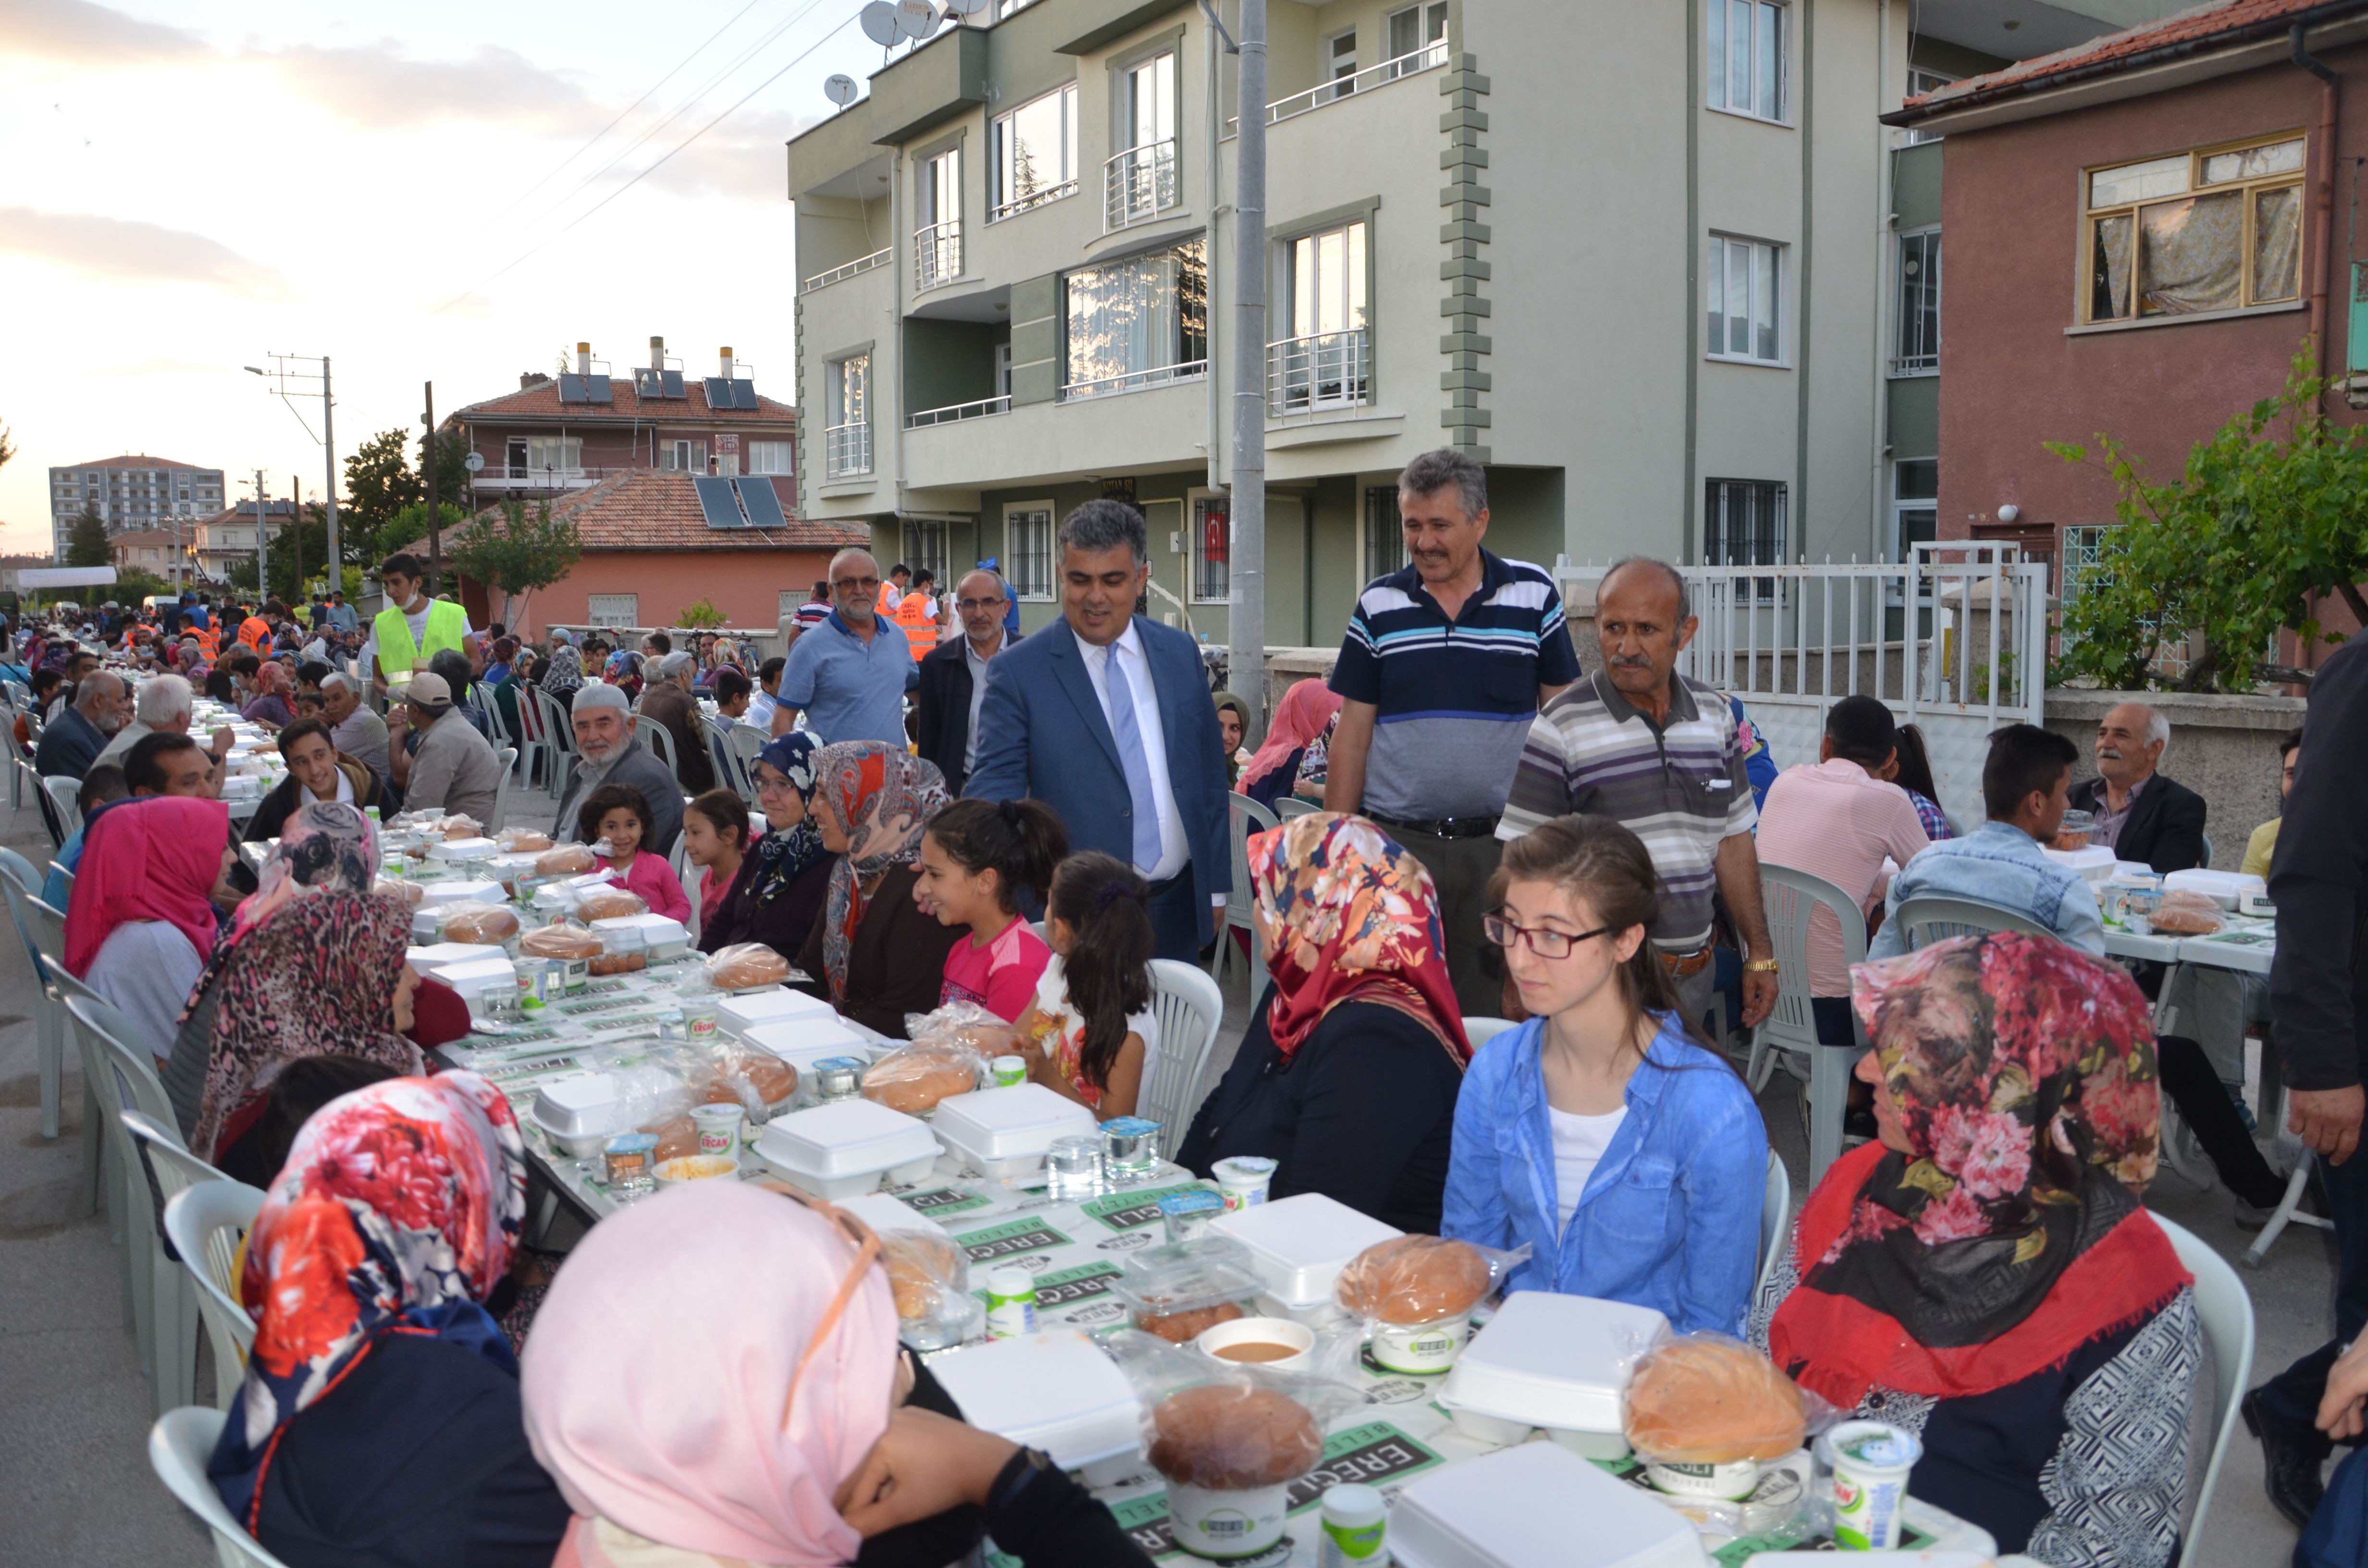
903;519;949;585
1361;487;1409;587
660;438;707;472
1704;234;1786;366
1703;478;1788;602
1892;226;1940;376
1706;0;1788;124
826;353;873;478
1890;458;1937;567
1386;2;1448;77
990;82;1079;222
586;594;639;625
1005;500;1057;602
746;440;795;476
524;436;582;473
1189;491;1230;604
1323;28;1358;103
1902;67;1953;145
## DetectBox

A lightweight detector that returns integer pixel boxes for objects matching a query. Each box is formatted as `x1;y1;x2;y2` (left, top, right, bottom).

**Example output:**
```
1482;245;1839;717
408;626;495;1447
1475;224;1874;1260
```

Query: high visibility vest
192;623;220;661
372;598;468;679
238;616;270;653
895;591;936;663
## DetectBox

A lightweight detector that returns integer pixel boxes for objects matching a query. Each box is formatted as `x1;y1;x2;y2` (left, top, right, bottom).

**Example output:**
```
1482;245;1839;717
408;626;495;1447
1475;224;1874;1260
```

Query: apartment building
109;528;194;586
47;456;224;558
189;501;293;585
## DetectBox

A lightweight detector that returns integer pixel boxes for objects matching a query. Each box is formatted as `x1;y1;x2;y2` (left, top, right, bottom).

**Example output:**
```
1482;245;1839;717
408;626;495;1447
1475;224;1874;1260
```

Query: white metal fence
1554;543;2050;831
1105;139;1178;230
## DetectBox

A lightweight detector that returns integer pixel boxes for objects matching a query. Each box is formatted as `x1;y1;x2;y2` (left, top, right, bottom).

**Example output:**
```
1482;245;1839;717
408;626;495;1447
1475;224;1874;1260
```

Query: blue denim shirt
1866;820;2105;962
1443;1012;1768;1336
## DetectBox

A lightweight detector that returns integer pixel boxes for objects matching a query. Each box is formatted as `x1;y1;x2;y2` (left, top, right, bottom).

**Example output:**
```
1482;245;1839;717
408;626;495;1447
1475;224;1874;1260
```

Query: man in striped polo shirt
1496;557;1777;1032
1325;449;1582;1014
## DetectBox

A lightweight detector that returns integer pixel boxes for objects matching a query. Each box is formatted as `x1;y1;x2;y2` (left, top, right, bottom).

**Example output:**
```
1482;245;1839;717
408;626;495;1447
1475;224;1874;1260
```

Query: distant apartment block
48;456;224;557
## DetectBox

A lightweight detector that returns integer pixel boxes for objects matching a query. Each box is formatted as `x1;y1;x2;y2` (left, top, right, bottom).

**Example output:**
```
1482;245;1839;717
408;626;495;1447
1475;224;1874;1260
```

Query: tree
344;429;423;565
223;502;335;605
2049;349;2368;693
447;497;584;629
419;419;474;514
65;505;109;568
0;422;15;476
676;597;726;628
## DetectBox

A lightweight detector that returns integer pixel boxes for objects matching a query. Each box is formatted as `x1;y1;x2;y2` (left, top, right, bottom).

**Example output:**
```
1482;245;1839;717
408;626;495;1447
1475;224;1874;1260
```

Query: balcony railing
469;466;619;491
914;220;963;292
1104;138;1178;232
1228;42;1449;134
825;421;873;478
1060;359;1207;402
1889;351;1939;377
989;178;1077;224
801;247;890;294
906;395;1011;429
1267;329;1371;416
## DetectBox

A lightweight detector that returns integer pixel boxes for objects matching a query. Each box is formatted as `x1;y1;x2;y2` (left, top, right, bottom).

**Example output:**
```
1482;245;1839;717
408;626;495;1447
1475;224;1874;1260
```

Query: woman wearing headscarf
1238;677;1343;810
520;1181;1154;1568
604;649;644;704
1178;812;1469;1232
64;795;233;1059
540;643;587;713
792;742;959;1039
1210;690;1251;784
207;1072;570;1568
699;733;839;963
1754;934;2198;1567
241;659;297;730
482;635;516;688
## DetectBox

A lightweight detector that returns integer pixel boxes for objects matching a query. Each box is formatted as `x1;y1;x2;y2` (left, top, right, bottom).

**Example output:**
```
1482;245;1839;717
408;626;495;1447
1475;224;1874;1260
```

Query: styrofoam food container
2040;844;2117;883
1387;1440;1710;1568
2164;867;2267;909
431;955;518;1000
532;1074;644;1159
427;836;499;862
720;987;840;1036
1437;1291;1672;1458
930;1084;1098;1180
406;942;503;972
1252;1290;1354;1331
754;1099;941;1200
592;912;690;960
415;878;505;908
928;1331;1144;1487
838;1190;955;1243
1209;1192;1403;1310
485;851;544;888
740;1017;872;1082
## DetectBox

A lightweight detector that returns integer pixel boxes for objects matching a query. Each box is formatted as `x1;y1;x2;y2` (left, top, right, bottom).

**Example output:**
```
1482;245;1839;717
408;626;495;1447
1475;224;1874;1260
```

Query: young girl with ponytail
1007;853;1158;1120
1444;813;1768;1336
915;798;1067;1021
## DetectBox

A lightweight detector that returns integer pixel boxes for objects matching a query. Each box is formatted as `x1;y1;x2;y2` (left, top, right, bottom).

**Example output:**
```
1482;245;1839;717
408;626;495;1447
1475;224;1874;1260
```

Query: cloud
260;41;602;134
89;356;221;378
0;208;294;300
644;109;818;201
0;0;207;64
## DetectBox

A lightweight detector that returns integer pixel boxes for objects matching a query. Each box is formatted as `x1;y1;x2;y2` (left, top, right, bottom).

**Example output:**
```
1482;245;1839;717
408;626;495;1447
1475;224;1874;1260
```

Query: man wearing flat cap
387;670;504;825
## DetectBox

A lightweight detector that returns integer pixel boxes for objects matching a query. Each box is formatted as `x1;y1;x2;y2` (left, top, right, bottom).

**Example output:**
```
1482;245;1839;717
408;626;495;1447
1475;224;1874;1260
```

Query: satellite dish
859;1;900;46
945;0;988;13
893;0;938;39
462;450;485;473
825;74;859;107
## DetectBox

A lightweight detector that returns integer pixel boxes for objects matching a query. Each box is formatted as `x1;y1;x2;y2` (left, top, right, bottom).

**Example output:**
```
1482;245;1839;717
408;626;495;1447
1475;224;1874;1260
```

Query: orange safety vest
895;591;937;663
193;622;220;662
238;615;271;654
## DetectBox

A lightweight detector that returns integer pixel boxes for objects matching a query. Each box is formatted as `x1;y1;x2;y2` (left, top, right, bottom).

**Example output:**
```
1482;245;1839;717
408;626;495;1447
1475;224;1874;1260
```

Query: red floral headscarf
1768;934;2188;1406
812;741;948;1004
212;1071;527;1528
1248;812;1470;1066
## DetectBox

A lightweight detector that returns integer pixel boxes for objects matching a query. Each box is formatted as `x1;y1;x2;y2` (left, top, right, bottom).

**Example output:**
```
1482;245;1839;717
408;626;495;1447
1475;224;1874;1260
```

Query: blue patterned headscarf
748;732;827;908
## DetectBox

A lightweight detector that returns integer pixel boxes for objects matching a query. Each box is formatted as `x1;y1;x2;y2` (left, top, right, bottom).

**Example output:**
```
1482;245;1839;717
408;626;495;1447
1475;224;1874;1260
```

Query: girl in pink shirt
579;783;691;925
914;798;1062;1022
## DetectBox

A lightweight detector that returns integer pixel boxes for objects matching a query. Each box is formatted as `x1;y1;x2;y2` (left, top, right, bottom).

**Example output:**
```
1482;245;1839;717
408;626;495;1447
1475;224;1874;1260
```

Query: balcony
1267;329;1371;417
802;248;889;294
469;466;620;493
989;178;1077;225
1227;43;1448;135
905;395;1011;430
1104;138;1178;232
914;220;963;293
1061;359;1207;402
826;421;873;478
1889;351;1939;377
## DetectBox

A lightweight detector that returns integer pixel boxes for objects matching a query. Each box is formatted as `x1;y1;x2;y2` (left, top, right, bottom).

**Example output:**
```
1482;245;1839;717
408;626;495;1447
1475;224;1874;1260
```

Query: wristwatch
1742;958;1780;974
987;1445;1058;1515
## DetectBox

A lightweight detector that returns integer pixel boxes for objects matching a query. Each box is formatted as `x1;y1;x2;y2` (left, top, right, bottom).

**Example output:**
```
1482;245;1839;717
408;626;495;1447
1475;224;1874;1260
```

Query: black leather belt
1367;810;1503;841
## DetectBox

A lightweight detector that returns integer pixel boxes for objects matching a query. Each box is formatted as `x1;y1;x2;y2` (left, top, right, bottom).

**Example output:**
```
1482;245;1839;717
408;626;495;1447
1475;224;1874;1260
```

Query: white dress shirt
964;631;1004;775
1079;623;1187;882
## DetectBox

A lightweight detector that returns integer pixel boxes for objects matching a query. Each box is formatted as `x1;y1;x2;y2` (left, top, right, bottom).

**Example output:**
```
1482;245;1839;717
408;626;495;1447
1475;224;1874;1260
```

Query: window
1387;3;1448;75
992;0;1034;15
661;438;706;471
1192;495;1229;603
1706;0;1786;122
1705;235;1783;363
1894;229;1940;374
826;354;871;477
1006;503;1056;600
1704;479;1787;600
1324;30;1357;101
1902;66;1953;145
587;594;639;625
916;146;962;291
1363;488;1409;586
1062;239;1209;398
524;436;582;472
904;519;948;584
716;451;740;478
994;342;1013;398
747;441;794;476
2084;134;2304;322
1107;51;1177;229
1891;458;1937;564
779;591;805;619
991;84;1078;220
1272;220;1369;413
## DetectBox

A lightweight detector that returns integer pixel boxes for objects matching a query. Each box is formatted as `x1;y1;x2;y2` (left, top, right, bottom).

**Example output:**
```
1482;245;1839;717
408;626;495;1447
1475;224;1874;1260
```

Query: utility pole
422;381;440;599
253;470;268;599
291;471;303;600
321;356;340;598
1227;0;1270;734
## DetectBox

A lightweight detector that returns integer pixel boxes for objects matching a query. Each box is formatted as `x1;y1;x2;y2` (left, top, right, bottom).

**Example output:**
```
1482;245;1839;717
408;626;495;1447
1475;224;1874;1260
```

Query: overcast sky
0;0;894;555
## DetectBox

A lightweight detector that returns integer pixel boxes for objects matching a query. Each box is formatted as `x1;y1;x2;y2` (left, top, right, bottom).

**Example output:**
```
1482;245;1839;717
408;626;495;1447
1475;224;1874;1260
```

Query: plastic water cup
1045;1134;1102;1200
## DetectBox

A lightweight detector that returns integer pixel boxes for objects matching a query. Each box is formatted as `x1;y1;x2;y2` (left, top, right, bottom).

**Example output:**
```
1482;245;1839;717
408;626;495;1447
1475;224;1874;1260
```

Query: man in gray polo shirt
390;672;503;825
1498;557;1776;1031
776;547;911;746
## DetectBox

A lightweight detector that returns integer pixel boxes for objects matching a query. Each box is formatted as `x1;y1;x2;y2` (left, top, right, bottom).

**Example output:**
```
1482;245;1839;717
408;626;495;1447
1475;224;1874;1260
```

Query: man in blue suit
967;499;1231;961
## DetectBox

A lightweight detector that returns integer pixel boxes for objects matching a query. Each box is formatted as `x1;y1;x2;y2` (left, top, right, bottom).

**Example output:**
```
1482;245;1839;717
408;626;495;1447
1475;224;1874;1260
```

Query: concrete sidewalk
0;786;2328;1562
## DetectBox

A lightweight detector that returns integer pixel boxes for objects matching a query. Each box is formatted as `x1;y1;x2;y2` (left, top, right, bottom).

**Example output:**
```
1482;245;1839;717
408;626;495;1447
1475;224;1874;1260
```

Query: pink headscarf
63;796;227;978
520;1181;901;1567
1240;678;1344;791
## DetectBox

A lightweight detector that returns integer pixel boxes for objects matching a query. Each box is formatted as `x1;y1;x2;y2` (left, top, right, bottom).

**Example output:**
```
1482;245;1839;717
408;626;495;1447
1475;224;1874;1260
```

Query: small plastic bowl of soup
1196;1315;1316;1372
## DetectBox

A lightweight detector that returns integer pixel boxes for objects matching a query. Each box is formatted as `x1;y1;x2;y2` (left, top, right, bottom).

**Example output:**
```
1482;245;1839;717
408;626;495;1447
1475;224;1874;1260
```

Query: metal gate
1554;543;2050;831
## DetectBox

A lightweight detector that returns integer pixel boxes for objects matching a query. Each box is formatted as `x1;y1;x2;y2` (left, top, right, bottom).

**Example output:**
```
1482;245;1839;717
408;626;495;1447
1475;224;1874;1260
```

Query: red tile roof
407;470;865;557
56;454;217;471
454;376;797;427
1893;0;2367;119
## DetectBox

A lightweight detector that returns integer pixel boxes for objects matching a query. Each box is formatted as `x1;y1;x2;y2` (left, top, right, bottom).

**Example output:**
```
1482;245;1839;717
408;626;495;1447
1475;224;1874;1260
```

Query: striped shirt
1329;551;1581;820
1496;671;1756;950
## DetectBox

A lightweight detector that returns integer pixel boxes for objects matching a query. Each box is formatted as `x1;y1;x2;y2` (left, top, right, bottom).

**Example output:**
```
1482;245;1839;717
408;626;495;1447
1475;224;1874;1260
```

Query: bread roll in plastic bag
901;998;1023;1061
520;920;603;960
704;942;791;992
574;886;649;922
1622;1333;1826;1465
1334;1234;1528;1327
880;1228;969;1332
374;879;424;907
860;1044;986;1116
433;901;520;945
1102;1331;1364;1491
495;827;552;853
535;844;598;878
2148;889;2224;935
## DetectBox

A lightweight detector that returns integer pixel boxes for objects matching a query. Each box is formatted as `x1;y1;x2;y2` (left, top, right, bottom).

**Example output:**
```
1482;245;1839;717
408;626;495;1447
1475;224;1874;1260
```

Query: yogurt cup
1644;1456;1761;1502
1824;1419;1920;1550
1211;1155;1277;1211
1369;1312;1470;1375
691;1102;747;1161
1166;1480;1289;1561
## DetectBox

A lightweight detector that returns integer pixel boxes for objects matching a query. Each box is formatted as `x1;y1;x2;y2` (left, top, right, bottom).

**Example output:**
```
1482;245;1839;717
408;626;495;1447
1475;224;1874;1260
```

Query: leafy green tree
0;422;15;475
2049;349;2368;692
344;429;423;564
418;420;474;515
676;597;726;629
448;497;584;629
65;505;110;568
222;503;336;605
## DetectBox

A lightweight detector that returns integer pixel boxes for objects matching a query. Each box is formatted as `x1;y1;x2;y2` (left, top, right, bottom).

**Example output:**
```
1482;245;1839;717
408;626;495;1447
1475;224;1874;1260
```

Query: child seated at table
580;782;690;925
915;797;1063;1022
1010;853;1158;1121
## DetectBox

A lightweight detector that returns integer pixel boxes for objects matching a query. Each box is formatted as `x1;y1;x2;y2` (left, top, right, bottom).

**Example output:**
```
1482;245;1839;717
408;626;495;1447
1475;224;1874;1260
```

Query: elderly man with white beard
554;681;684;856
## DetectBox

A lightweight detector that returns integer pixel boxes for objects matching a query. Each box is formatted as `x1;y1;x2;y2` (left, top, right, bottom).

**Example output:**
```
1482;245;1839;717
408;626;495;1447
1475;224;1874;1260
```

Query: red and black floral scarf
1768;934;2189;1406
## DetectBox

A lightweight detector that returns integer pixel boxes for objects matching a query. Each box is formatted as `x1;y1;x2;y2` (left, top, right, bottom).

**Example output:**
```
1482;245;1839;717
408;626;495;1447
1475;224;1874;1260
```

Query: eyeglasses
1483;912;1615;959
957;597;1006;612
833;576;881;592
755;773;800;796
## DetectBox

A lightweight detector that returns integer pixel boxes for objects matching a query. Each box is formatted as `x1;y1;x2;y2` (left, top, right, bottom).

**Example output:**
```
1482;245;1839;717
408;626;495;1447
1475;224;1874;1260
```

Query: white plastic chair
1463;1016;1520;1051
1753;865;1873;1184
489;745;518;832
27;758;66;846
1210;792;1277;992
0;847;66;1140
43;772;81;835
727;724;769;806
0;706;29;808
681;859;707;945
1273;796;1321;821
123;1110;227;1414
1143;959;1224;1160
2149;1211;2254;1566
1888;894;2056;950
534;687;579;800
149;1406;300;1568
163;1179;265;1412
497;685;548;792
69;991;181;1410
634;712;681;782
1757;1150;1792;1300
